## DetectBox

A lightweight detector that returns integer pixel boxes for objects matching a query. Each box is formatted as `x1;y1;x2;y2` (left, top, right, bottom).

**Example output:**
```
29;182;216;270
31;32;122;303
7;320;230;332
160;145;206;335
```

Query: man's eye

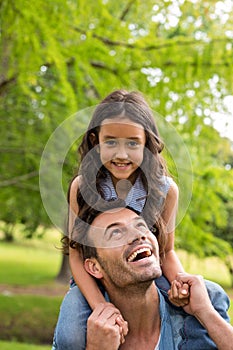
109;229;123;240
136;222;148;232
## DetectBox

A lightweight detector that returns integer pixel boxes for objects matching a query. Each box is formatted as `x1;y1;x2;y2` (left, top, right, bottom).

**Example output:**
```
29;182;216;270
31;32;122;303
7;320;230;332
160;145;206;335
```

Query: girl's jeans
51;276;230;350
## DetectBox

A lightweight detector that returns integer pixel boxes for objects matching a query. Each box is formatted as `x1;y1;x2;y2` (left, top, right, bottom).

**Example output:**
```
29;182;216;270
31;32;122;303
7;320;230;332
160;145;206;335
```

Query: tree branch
90;61;118;74
120;0;137;21
0;171;39;187
73;25;231;52
0;76;17;95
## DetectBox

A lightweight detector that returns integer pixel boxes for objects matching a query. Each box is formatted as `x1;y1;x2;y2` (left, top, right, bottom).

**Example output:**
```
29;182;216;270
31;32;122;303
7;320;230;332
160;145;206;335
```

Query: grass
0;227;233;348
0;228;62;286
0;340;50;350
0;228;64;347
0;241;61;285
179;250;233;322
178;250;232;288
0;294;61;344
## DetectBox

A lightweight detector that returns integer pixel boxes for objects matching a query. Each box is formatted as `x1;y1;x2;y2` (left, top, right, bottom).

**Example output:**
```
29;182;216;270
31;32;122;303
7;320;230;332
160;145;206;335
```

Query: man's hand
86;303;128;350
168;280;190;307
174;273;213;317
174;273;233;350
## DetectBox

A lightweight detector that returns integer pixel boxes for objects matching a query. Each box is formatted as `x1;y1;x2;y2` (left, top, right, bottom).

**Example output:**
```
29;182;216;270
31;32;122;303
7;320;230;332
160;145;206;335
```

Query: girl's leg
52;284;92;350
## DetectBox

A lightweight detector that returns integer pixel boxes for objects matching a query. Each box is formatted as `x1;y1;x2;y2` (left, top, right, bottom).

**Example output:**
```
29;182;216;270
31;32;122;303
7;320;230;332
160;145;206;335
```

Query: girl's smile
98;117;146;186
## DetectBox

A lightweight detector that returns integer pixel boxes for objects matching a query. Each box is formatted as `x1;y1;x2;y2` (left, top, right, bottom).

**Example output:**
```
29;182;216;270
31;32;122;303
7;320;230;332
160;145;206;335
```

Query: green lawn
0;340;51;350
0;294;61;344
0;229;63;347
178;250;232;289
0;228;232;348
0;229;62;286
0;340;50;350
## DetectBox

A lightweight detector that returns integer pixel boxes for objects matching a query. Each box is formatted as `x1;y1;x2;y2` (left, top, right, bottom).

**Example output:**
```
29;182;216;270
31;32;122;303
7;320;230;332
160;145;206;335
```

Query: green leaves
1;0;233;271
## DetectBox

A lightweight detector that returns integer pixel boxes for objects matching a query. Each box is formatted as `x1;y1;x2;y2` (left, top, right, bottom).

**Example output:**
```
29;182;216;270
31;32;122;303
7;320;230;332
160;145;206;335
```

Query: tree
1;0;233;282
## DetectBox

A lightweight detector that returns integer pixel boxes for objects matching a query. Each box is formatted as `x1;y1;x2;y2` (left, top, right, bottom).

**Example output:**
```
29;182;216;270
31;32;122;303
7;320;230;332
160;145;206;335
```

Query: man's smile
127;246;153;263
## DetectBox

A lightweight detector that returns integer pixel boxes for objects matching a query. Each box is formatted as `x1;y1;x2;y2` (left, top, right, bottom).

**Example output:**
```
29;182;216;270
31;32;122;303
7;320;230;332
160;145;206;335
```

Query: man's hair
63;201;167;261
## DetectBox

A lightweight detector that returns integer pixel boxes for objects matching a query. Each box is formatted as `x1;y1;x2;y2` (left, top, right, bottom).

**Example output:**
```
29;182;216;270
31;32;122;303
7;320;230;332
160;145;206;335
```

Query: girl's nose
115;144;128;159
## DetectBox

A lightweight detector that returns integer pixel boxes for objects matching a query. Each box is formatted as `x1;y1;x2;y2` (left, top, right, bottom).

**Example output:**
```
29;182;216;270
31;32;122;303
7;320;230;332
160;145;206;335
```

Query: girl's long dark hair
65;90;169;255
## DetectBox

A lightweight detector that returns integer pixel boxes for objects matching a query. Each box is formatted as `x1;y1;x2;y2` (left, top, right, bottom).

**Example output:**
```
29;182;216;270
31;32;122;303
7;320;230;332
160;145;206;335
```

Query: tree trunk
56;254;71;284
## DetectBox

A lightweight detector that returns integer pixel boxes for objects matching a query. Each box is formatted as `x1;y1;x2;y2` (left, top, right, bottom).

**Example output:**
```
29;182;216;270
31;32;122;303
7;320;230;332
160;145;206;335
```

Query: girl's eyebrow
103;135;143;140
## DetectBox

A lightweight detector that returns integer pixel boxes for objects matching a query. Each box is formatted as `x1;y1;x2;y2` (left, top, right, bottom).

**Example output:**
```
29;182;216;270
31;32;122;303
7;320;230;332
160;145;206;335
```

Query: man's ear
84;258;103;279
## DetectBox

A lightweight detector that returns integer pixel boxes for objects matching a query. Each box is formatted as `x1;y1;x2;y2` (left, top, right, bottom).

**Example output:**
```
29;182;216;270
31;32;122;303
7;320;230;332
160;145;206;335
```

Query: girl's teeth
115;163;128;167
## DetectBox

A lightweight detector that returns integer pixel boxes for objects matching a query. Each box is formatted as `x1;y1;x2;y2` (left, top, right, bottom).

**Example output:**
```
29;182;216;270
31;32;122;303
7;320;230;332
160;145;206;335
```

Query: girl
52;90;229;350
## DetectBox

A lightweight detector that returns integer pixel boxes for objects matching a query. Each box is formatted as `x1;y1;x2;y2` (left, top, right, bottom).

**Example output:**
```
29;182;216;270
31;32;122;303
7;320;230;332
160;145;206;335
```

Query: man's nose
127;228;146;244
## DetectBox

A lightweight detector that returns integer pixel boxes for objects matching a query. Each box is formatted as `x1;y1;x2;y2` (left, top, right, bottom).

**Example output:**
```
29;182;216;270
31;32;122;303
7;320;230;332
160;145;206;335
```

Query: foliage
0;0;233;270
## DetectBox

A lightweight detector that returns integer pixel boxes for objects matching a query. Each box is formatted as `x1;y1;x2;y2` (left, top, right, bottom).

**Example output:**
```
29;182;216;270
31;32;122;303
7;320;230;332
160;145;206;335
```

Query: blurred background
0;0;233;349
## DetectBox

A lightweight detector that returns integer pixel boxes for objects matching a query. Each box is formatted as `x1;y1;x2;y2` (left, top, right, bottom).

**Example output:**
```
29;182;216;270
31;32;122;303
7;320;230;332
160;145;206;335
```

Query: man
73;206;233;350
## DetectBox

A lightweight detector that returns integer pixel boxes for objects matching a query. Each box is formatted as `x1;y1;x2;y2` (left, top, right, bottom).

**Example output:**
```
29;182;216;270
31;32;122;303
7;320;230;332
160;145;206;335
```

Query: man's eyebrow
104;222;121;237
133;216;145;222
104;216;145;236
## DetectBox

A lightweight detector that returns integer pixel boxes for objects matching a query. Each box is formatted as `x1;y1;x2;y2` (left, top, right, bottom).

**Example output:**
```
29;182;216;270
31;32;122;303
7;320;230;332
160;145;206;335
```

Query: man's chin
139;269;162;283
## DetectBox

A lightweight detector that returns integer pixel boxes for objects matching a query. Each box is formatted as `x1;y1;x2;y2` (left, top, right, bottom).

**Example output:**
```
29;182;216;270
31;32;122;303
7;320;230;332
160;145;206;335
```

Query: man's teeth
127;248;151;262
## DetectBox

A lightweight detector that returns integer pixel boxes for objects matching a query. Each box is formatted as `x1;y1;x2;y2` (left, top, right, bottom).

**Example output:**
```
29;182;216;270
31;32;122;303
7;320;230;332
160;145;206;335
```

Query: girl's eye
105;140;117;146
127;140;139;148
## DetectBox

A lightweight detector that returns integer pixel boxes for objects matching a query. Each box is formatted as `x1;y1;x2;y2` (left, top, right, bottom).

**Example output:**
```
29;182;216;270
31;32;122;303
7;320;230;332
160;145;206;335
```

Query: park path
0;283;68;297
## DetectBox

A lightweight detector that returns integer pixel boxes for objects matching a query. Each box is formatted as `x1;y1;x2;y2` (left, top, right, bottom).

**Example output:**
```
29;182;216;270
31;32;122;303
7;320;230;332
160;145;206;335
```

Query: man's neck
107;283;161;348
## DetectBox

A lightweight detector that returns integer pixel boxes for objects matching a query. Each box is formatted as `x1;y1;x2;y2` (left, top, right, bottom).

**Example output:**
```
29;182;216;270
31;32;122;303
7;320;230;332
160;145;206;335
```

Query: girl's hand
115;314;128;344
100;302;128;344
168;280;190;307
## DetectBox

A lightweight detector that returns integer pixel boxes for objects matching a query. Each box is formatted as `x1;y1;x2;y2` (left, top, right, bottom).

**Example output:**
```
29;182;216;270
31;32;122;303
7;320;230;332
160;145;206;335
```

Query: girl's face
98;117;146;185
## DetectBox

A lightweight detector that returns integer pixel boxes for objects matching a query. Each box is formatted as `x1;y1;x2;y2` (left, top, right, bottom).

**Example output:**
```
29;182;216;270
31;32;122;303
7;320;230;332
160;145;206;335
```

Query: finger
91;303;121;324
91;303;107;320
119;327;125;344
168;283;179;306
116;316;128;336
170;280;180;300
180;283;189;297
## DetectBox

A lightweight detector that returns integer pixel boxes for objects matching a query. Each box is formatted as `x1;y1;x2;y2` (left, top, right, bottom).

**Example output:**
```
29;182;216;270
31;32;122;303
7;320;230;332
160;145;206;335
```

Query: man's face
87;208;162;289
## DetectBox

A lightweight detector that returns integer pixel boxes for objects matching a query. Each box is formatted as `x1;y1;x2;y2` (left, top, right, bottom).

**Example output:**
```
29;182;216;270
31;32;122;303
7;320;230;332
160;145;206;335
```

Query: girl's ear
89;133;100;153
89;133;98;147
84;258;103;279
